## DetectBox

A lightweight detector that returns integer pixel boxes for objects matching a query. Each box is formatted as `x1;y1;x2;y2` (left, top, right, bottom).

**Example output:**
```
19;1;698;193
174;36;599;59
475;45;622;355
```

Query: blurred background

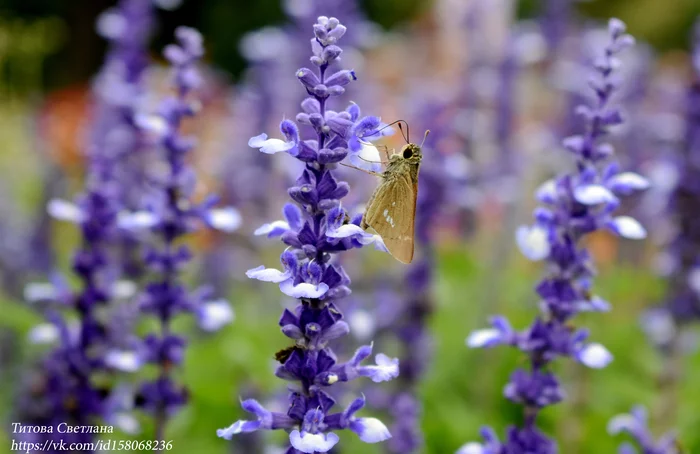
1;0;700;453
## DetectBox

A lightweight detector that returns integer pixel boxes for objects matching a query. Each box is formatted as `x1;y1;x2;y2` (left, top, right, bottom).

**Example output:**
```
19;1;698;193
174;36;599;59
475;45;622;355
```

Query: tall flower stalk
126;27;239;440
92;0;158;279
655;22;700;327
217;16;399;454
459;19;648;452
639;19;700;434
17;0;156;449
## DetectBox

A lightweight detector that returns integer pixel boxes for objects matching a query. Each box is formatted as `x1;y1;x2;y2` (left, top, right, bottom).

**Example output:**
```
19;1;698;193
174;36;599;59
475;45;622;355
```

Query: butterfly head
400;143;423;163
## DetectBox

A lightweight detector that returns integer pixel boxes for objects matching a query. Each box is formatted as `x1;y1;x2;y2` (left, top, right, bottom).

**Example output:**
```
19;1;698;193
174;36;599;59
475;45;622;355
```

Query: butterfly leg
378;144;393;162
339;162;383;177
357;155;389;165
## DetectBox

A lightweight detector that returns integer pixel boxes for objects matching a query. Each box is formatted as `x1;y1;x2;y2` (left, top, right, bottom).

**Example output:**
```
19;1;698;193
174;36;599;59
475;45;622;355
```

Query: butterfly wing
363;171;416;264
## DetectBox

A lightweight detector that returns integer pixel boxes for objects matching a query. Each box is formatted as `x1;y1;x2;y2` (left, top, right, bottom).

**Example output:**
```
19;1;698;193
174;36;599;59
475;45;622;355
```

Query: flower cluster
608;407;680;454
460;19;648;452
654;22;700;327
17;0;156;448
217;16;398;453
117;27;239;437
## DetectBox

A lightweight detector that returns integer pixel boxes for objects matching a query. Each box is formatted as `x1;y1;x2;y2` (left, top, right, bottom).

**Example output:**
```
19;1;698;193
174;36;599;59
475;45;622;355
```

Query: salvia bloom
608;407;680;454
649;22;700;332
122;27;239;437
459;19;647;453
17;0;156;448
217;16;398;453
92;0;158;280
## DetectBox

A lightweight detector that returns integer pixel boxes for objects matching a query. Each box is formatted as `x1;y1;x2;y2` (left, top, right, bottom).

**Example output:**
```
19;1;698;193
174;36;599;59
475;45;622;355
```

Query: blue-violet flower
217;16;398;453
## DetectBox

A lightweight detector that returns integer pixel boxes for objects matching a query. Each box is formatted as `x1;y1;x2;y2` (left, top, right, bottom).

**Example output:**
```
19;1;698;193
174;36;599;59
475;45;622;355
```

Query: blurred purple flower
217;16;397;453
131;27;238;439
460;19;646;452
646;22;700;332
608;406;680;454
16;2;159;445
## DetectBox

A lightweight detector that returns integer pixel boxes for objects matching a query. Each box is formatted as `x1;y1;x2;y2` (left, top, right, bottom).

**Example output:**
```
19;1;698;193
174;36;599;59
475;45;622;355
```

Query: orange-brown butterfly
350;121;429;264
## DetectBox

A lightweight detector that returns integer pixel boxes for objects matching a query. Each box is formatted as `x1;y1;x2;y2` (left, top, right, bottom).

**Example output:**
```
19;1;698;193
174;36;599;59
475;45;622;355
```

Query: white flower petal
535;179;557;203
466;328;501;348
359;141;380;161
289;430;339;453
112;413;141;435
608;172;650;191
327;223;365;239
640;309;676;346
515;225;550;261
279;280;329;299
348;309;376;341
586;295;611;312
354;418;391;443
198;300;234;332
577;343;612;369
350;141;382;172
457;442;486;454
135;114;169;137
245;266;291;283
118;211;159;230
688;268;700;294
105;350;142;372
254;220;290;236
208;207;242;232
574;184;617;205
112;280;137;299
48;199;84;223
96;9;126;39
24;283;56;302
248;133;295;154
609;216;647;239
28;324;59;344
217;421;244;440
607;414;638;435
361;354;399;383
368;234;388;252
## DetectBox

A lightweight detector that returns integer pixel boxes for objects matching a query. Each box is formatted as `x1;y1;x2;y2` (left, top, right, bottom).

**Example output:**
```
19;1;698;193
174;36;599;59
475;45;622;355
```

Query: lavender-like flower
459;19;648;453
635;19;700;440
16;1;156;448
540;0;578;58
608;407;680;454
126;27;239;439
653;21;700;327
217;16;398;453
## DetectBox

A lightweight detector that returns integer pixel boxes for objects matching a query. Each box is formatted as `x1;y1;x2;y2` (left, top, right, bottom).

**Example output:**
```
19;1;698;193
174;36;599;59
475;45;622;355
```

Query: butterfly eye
402;149;413;159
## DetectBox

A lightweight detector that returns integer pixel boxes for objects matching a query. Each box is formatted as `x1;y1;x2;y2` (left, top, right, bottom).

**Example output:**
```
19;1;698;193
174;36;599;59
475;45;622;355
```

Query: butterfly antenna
375;120;409;143
420;130;430;148
398;121;410;143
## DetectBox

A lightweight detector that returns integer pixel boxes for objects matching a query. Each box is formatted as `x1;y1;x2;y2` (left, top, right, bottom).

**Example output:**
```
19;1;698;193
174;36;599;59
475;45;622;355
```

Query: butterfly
357;122;428;264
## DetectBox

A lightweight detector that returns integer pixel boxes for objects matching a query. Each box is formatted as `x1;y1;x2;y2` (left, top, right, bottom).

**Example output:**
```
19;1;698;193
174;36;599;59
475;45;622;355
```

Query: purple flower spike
132;27;237;438
218;16;397;452
462;19;645;452
17;0;159;446
608;406;679;454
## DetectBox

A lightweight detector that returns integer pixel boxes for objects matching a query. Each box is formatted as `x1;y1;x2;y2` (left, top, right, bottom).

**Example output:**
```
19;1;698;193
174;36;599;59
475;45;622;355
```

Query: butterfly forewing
364;168;417;264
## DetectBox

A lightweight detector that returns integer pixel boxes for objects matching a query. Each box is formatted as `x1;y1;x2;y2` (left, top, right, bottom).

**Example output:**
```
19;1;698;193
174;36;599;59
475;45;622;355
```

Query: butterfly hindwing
364;170;416;263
